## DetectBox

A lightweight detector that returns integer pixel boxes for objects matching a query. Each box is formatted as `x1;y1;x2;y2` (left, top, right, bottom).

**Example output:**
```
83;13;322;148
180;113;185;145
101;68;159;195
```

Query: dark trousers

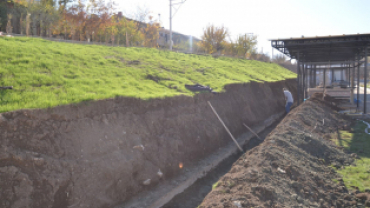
285;102;293;113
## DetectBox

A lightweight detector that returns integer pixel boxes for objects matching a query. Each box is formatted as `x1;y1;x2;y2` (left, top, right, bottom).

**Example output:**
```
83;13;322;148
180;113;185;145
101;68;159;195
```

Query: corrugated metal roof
269;33;370;41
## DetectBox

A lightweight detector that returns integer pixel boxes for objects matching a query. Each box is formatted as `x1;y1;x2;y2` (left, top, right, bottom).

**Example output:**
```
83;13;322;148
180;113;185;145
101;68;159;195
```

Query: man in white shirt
283;88;294;113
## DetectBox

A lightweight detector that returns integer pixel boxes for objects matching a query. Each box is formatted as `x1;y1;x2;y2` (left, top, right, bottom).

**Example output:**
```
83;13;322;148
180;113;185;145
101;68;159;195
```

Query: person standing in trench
283;88;294;114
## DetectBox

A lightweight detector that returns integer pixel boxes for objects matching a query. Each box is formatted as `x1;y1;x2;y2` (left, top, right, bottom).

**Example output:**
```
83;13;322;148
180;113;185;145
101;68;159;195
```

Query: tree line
196;24;293;64
0;0;160;47
0;0;295;66
197;24;259;59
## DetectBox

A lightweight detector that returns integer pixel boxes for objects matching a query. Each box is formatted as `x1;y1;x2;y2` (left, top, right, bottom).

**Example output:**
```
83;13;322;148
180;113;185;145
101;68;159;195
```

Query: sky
118;0;370;59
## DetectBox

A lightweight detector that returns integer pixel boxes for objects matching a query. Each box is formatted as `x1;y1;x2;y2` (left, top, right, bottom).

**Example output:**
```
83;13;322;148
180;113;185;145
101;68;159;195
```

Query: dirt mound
309;92;342;111
0;80;296;208
199;98;358;208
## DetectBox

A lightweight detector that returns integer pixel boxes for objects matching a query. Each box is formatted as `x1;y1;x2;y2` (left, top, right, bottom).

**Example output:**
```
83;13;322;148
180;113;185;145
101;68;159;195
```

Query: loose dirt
199;97;359;208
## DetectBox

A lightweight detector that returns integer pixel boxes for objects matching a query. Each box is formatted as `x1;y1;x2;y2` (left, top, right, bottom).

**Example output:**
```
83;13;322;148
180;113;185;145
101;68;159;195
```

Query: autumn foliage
198;24;258;58
1;0;160;47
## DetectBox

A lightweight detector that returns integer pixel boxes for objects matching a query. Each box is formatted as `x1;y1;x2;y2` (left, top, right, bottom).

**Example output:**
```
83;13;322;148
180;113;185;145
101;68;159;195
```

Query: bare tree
131;5;151;23
25;13;31;36
272;54;288;64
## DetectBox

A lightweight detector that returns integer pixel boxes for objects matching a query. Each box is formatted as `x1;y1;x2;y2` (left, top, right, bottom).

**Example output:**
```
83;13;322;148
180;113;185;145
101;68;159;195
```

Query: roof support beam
364;48;368;114
357;54;360;108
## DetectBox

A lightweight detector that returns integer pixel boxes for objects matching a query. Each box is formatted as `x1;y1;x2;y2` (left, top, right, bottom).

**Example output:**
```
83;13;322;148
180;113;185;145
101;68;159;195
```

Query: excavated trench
161;120;281;208
117;111;284;208
0;79;296;208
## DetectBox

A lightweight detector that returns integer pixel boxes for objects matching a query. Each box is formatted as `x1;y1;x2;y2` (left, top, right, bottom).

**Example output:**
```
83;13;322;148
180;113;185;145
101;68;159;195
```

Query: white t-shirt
284;90;294;103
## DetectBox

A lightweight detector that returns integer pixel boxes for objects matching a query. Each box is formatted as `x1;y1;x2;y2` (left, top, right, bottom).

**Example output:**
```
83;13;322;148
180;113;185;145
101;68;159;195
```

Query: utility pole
169;0;186;50
170;0;172;50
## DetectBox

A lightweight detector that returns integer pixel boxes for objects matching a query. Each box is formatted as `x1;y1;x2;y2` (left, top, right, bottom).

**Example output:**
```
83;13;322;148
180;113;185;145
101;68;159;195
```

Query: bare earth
199;95;361;208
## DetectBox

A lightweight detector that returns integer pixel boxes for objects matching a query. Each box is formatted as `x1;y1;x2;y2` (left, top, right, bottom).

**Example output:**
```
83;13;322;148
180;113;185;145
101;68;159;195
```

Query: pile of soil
310;92;342;111
199;98;359;208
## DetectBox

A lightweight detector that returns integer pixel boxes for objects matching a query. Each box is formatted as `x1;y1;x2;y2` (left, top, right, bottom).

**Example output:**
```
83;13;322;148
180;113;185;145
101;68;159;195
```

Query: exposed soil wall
199;96;356;208
0;79;296;208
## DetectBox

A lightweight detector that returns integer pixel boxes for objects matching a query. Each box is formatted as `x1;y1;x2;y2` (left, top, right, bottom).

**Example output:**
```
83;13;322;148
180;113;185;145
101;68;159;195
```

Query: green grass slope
0;37;296;113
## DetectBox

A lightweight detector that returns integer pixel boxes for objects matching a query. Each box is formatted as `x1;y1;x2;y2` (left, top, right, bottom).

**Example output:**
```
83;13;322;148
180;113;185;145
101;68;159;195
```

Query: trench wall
0;79;296;208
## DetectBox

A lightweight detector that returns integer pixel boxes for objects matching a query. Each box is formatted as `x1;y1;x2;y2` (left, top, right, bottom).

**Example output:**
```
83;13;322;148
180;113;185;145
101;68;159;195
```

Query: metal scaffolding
270;33;370;113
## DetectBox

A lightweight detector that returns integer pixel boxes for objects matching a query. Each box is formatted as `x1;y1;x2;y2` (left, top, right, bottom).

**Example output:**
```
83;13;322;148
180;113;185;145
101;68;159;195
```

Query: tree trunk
39;18;42;37
26;13;30;36
71;27;74;40
79;28;83;41
85;28;90;42
111;33;114;46
105;31;108;44
6;14;13;34
126;31;129;47
32;15;37;36
48;26;52;38
20;13;23;35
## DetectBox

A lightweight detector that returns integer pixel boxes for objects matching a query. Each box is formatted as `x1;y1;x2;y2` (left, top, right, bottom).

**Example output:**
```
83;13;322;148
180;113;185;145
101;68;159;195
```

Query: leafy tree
142;16;159;47
6;13;12;33
0;1;7;31
58;0;73;11
1;0;162;49
198;24;228;54
120;17;143;46
233;34;257;58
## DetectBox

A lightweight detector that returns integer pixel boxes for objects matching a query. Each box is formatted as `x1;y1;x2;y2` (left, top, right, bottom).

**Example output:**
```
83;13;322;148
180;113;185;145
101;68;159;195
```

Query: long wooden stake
243;123;262;140
207;101;243;152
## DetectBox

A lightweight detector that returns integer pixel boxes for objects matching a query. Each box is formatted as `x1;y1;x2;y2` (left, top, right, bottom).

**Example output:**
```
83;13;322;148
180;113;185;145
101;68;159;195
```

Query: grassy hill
0;37;296;113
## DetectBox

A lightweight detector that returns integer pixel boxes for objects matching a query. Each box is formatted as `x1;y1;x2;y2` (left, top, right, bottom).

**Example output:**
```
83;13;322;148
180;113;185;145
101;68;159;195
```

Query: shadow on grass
335;120;370;192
